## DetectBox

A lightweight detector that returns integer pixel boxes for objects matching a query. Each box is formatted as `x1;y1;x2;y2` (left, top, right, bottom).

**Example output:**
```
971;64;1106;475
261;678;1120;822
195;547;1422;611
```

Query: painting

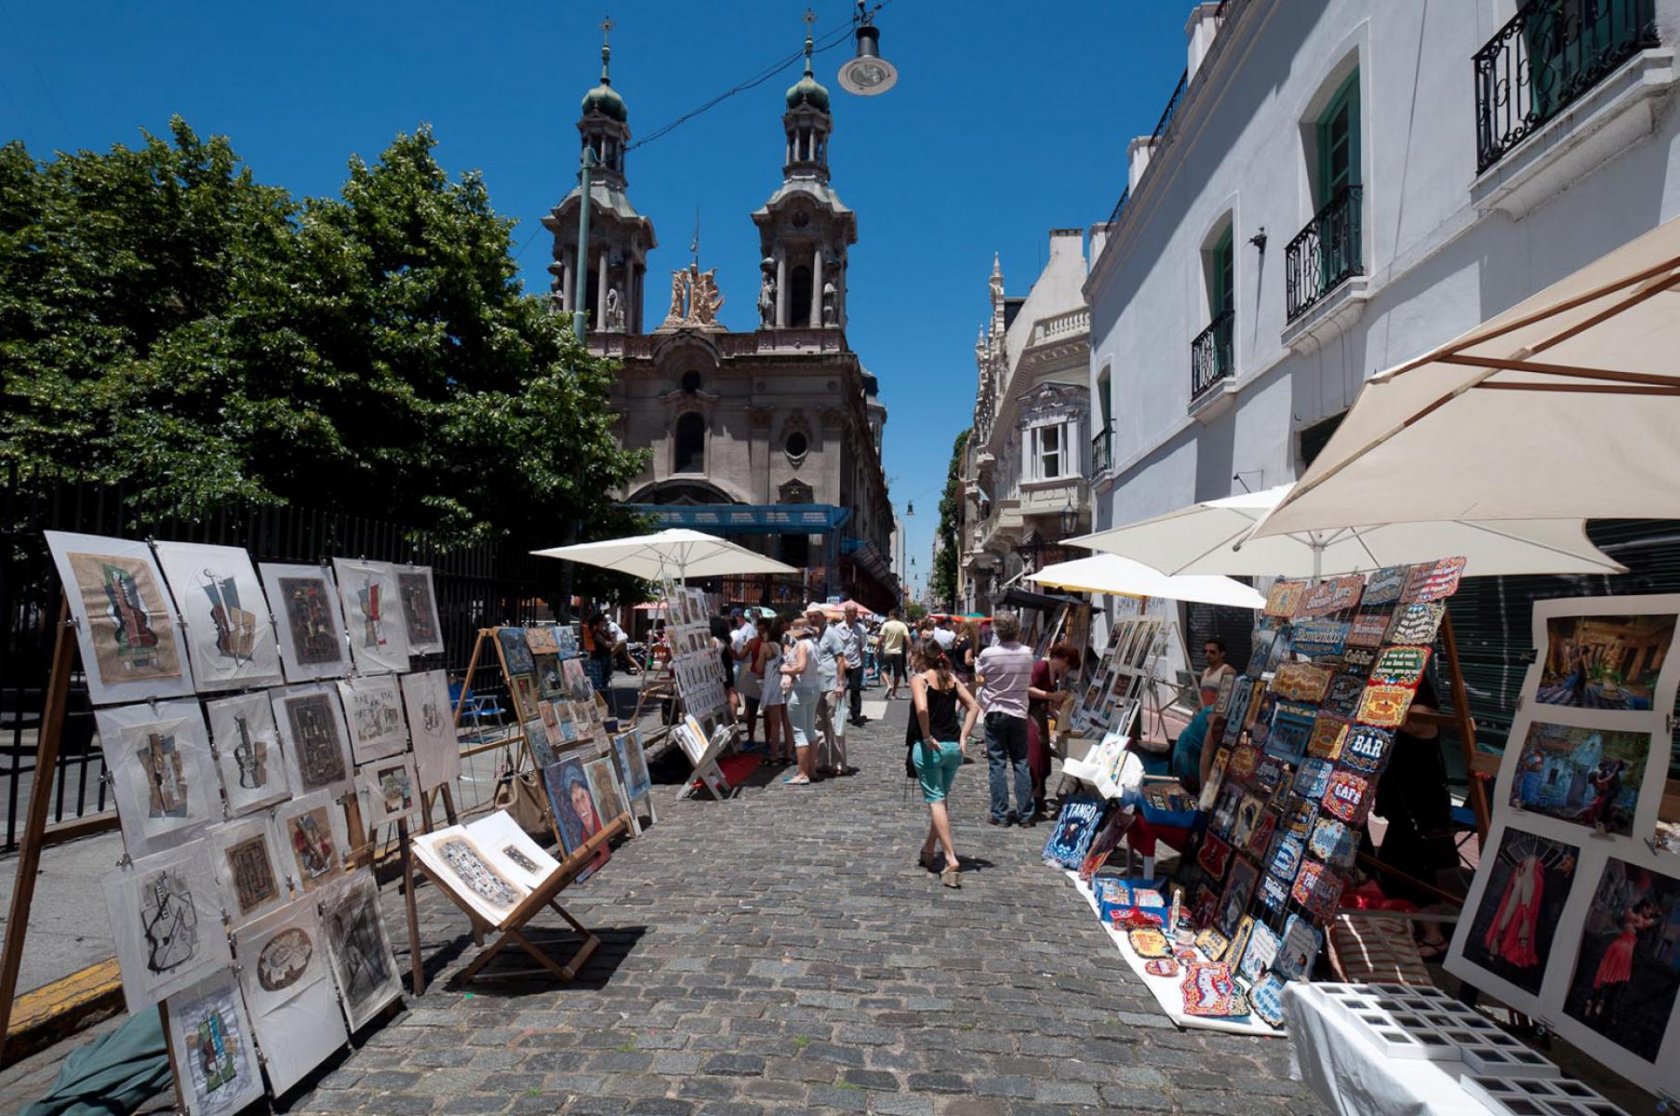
258;562;350;683
207;815;287;929
95;700;219;860
542;757;610;877
360;757;420;828
1457;827;1580;998
204;691;289;817
670;718;708;766
1538;613;1677;712
467;810;562;891
400;669;460;792
273;685;354;798
392;562;443;656
1216;857;1259;936
163;969;265;1116
496;627;536;677
275;791;346;894
584;755;626;827
234;903;347;1096
561;657;592;702
103;840;233;1014
524;717;556;768
526;626;560;655
412;826;531;928
331;558;411;674
1507;721;1649;837
153;540;284;694
613;729;653;803
46;531;193;705
534;653;564;699
336;674;409;765
507;674;538;722
320;870;402;1032
1562;857;1680;1063
1322;768;1375;826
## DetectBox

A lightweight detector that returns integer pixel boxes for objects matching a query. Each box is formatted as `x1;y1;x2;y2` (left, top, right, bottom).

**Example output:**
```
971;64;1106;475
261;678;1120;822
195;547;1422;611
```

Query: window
785;430;809;461
673;412;705;474
1025;421;1074;482
680;370;702;393
790;265;813;327
1317;71;1360;205
1210;225;1235;317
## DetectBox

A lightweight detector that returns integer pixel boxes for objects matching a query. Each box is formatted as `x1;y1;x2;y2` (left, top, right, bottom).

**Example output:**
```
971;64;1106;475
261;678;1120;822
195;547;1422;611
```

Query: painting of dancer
1461;827;1578;996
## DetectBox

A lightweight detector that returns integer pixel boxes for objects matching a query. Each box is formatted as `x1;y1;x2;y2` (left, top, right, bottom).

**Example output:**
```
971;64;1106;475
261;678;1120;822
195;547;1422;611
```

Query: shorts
913;740;963;804
886;652;907;683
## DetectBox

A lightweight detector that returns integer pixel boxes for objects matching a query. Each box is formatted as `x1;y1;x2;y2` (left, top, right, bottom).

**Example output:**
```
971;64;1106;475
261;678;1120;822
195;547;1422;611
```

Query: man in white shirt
731;610;762;746
932;617;956;650
975;611;1035;827
814;609;849;775
836;604;869;726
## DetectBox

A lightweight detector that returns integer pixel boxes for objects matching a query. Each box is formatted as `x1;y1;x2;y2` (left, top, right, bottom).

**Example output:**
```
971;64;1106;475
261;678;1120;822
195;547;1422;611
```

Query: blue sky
1;1;1192;600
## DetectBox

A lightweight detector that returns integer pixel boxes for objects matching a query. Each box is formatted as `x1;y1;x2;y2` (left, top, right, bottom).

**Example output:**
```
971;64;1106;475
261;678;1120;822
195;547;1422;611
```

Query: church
543;30;897;612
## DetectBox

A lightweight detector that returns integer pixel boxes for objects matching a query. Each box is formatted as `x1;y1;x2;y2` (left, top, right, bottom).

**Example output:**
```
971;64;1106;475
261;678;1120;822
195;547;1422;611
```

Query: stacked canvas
660;582;729;724
46;532;440;1113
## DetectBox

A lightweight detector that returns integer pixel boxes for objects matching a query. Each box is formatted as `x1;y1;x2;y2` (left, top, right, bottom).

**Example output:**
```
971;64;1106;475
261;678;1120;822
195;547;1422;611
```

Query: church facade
545;33;895;610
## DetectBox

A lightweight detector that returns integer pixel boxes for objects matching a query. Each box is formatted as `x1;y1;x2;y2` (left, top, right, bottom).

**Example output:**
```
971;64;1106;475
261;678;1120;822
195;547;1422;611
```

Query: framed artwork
613;730;652;803
234;898;347;1096
1506;721;1649;837
392;563;443;656
496;627;536;677
204;691;290;817
411;825;530;928
206;815;288;929
94;700;219;859
153;540;283;694
103;840;233;1014
163;968;266;1116
45;531;193;705
400;669;459;793
258;562;350;683
359;756;420;828
542;757;610;876
272;684;355;799
336;674;409;766
1449;826;1581;1004
274;791;347;894
320;870;402;1033
467;810;562;891
1535;608;1679;717
507;674;538;722
533;654;564;699
332;558;410;675
584;755;626;827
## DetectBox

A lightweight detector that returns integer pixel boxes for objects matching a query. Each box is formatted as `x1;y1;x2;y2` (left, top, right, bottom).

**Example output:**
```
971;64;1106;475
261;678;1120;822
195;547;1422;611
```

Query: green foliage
928;428;969;609
0;118;645;553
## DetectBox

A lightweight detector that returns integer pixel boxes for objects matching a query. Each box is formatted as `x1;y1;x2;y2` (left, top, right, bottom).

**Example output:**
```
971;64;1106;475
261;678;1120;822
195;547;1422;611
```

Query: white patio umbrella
1027;553;1265;609
1066;485;1624;580
533;528;798;582
1251;215;1680;542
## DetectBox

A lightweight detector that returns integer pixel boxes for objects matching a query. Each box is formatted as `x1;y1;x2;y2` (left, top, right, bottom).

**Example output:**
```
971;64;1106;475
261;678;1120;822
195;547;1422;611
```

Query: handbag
492;762;550;834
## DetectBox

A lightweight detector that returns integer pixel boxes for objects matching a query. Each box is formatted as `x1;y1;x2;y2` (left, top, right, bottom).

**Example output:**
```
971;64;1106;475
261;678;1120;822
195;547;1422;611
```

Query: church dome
785;36;829;112
582;45;628;122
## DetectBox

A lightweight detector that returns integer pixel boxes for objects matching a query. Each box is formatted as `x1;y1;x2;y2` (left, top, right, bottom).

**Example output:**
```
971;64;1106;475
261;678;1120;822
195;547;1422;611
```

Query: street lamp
838;1;898;96
1059;498;1077;537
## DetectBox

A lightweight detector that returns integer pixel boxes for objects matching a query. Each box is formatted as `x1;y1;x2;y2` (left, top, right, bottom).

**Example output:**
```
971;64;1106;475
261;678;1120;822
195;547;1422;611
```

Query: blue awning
625;503;852;535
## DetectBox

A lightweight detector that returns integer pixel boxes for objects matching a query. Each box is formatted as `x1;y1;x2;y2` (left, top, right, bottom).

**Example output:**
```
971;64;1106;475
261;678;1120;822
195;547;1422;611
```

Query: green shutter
1213;226;1234;315
1317;70;1360;206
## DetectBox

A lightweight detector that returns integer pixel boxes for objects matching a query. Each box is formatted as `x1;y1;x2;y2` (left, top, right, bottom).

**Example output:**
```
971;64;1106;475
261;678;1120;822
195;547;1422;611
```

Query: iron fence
1285;186;1364;322
0;466;555;851
1190;310;1235;404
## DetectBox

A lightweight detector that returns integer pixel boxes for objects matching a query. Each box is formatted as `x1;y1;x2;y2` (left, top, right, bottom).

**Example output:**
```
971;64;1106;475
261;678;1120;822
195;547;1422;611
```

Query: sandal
918;849;937;872
783;774;811;785
941;862;962;888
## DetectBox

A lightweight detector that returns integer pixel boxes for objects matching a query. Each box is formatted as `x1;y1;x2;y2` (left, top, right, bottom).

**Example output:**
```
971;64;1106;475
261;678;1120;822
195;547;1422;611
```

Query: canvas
467;810;562;891
561;657;592;702
525;626;560;655
273;684;355;799
103;840;233;1014
163;968;266;1116
525;717;557;768
240;948;347;1096
400;669;460;792
359;757;420;828
542;757;611;876
391;563;443;656
1561;856;1680;1064
584;755;626;827
95;700;220;859
1508;722;1649;837
46;531;193;705
1537;613;1678;712
613;729;653;803
206;815;288;929
204;691;290;817
332;558;411;675
153;540;284;694
411;825;531;928
1460;827;1581;998
320;870;402;1032
275;791;347;894
671;718;707;766
258;562;350;683
496;627;537;677
507;674;538;722
336;674;409;765
534;653;564;699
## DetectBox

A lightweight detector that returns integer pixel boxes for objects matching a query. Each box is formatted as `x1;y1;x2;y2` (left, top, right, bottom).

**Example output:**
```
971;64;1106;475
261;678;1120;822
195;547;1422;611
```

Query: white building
959;230;1092;612
1089;0;1678;535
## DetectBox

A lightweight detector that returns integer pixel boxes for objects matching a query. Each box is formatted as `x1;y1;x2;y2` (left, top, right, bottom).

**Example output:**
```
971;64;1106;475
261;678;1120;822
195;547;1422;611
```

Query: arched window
673;412;706;474
790;265;813;327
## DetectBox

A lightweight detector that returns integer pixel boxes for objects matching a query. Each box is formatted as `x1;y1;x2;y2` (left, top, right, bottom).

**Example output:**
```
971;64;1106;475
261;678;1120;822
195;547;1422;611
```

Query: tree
929;428;969;610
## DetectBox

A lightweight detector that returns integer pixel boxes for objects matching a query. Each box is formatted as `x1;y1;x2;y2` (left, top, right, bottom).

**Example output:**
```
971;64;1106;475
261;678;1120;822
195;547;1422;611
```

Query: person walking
839;603;869;727
952;619;981;685
755;616;791;765
781;616;821;785
813;607;849;777
879;609;911;699
907;635;981;888
732;610;762;747
976;610;1036;827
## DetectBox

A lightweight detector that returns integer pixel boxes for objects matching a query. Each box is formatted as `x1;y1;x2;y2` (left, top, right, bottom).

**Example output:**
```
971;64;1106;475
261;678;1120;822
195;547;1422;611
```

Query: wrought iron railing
1091;423;1114;477
1190;310;1235;404
1474;0;1658;173
1285;186;1364;322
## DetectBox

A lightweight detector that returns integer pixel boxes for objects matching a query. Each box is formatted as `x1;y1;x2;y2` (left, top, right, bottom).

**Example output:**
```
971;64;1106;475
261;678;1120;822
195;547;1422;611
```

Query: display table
1286;984;1494;1116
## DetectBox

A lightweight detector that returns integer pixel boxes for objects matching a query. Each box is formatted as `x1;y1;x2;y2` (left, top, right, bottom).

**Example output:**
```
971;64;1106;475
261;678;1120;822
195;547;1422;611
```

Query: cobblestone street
288;695;1320;1116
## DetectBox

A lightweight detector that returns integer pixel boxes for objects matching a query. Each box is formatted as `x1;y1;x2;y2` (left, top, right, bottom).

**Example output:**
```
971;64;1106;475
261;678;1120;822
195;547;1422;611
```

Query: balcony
1190;310;1234;409
1475;0;1659;174
1091;423;1114;479
1285;187;1363;323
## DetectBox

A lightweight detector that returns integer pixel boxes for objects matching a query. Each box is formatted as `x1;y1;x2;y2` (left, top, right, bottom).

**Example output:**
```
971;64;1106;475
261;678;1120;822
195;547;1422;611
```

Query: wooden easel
1422;610;1491;840
408;815;628;993
675;724;736;802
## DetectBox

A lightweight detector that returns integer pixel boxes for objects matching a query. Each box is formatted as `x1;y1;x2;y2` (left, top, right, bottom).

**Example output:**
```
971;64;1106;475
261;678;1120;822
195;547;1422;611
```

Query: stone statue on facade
604;286;623;331
657;265;726;331
821;280;837;327
758;269;777;329
662;268;689;328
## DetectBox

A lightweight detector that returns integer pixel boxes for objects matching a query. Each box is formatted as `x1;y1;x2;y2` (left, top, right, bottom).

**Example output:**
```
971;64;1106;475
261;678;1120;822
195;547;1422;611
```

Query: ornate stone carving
658;265;727;331
821;280;837;327
604;286;625;332
758;268;777;329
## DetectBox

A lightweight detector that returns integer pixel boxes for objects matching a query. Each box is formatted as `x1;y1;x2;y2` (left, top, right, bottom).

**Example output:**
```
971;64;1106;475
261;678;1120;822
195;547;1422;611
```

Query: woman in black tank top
908;636;981;888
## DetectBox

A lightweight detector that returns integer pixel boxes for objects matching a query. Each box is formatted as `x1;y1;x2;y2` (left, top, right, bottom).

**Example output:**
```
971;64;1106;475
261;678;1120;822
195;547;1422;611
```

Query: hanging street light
838;1;898;96
1059;498;1077;537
